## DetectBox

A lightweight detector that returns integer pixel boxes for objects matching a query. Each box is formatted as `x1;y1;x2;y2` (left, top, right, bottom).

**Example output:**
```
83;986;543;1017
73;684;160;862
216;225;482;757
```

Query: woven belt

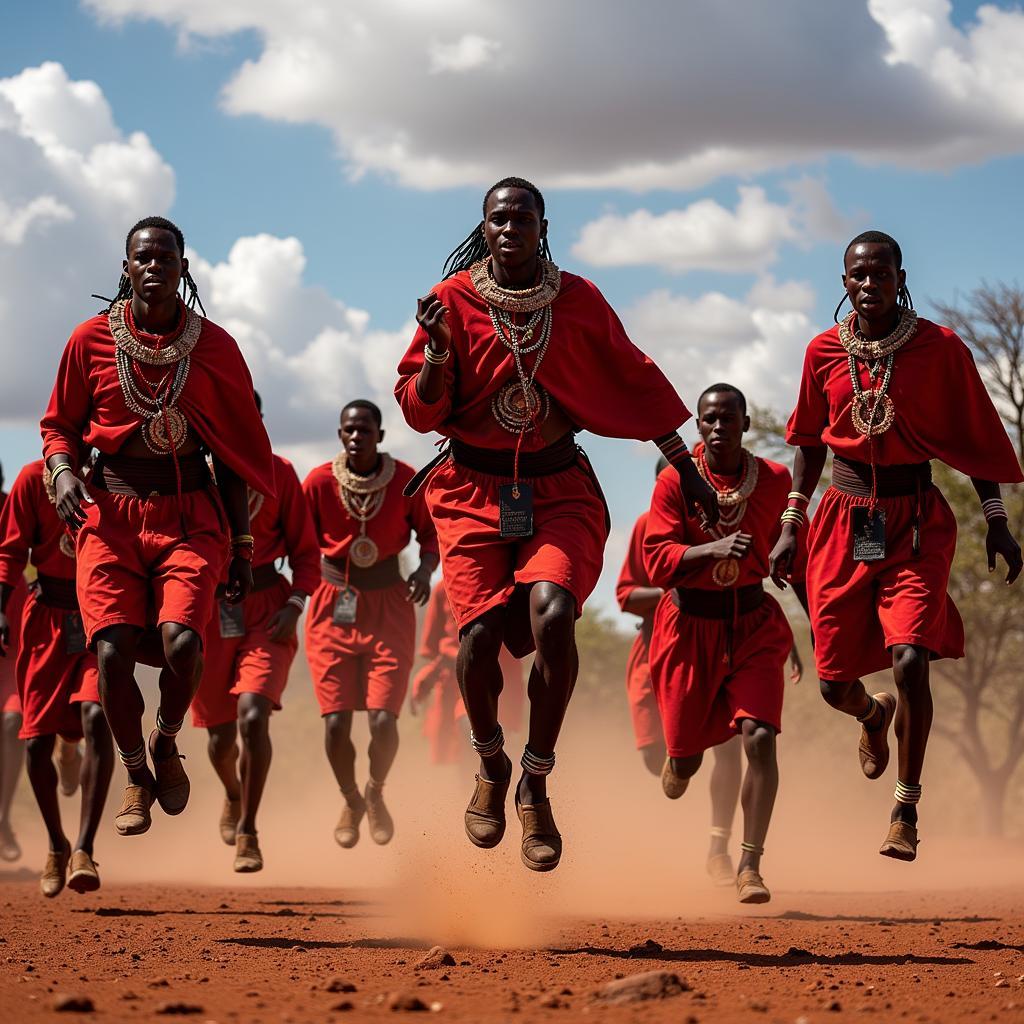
321;554;403;591
34;573;79;611
450;433;578;479
251;562;283;593
831;456;931;499
92;452;211;497
675;584;765;619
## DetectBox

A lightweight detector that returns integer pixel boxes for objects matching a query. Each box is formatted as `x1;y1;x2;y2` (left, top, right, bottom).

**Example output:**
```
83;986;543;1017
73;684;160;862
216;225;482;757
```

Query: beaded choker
331;453;396;568
838;308;917;362
469;257;561;313
109;299;202;366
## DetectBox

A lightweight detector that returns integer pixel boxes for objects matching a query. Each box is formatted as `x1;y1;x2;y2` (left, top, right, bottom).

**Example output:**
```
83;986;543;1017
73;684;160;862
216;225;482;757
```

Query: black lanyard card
498;483;534;539
851;506;886;562
333;588;359;625
63;611;87;655
218;600;246;639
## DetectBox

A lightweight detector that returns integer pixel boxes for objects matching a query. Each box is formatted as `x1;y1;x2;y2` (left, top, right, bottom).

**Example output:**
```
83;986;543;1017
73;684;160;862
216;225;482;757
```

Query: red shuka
787;318;1022;680
40;307;275;496
0;462;76;588
412;582;464;765
395;269;689;450
615;511;663;751
0;488;27;715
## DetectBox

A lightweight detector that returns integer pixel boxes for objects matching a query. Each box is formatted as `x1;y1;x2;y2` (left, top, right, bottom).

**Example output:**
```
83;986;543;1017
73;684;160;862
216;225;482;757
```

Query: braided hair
94;215;206;315
834;229;913;323
442;176;553;279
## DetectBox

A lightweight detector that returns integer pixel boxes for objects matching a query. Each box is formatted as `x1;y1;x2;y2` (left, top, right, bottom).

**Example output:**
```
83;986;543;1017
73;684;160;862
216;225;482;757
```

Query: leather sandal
114;783;155;836
0;820;21;862
364;781;394;846
334;791;366;849
67;849;101;893
516;793;562;872
736;868;771;904
706;853;735;887
464;753;512;849
40;841;71;898
879;819;919;861
233;833;263;873
219;798;241;846
148;730;190;815
858;693;896;780
661;759;690;800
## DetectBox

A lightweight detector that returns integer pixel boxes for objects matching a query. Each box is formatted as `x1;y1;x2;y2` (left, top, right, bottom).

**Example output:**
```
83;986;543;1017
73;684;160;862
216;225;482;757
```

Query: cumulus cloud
84;0;1024;189
572;181;850;273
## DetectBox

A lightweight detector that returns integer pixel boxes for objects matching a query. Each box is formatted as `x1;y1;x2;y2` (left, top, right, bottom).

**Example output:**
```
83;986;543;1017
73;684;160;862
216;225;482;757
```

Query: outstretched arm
972;478;1022;585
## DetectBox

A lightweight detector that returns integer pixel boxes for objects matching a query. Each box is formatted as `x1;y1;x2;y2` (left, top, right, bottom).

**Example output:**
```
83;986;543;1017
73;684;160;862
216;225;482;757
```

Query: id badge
63;612;87;655
333;588;359;626
498;483;534;539
852;506;886;562
218;600;246;639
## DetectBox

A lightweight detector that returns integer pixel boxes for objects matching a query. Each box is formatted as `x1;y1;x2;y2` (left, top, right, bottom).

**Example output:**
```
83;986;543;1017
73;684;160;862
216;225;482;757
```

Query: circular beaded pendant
59;534;76;560
349;535;380;569
491;379;549;434
143;407;189;453
850;392;895;437
712;558;741;588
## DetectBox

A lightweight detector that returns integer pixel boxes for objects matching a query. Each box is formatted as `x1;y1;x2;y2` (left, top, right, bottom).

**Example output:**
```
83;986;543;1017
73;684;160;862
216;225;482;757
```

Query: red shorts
75;486;228;649
425;459;608;635
305;579;415;717
16;588;100;740
191;575;297;729
625;628;663;750
649;591;791;758
807;485;962;682
1;579;26;715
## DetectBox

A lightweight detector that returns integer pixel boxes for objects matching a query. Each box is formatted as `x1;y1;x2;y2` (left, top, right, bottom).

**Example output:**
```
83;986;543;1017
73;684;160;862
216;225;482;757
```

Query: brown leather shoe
40;841;71;898
858;693;896;780
364;781;394;846
114;783;154;836
334;792;366;849
516;794;562;872
706;853;735;888
148;730;190;815
0;820;21;862
736;868;771;904
233;833;263;873
219;798;241;846
661;759;690;800
879;819;919;861
465;754;512;849
66;849;100;893
56;739;83;798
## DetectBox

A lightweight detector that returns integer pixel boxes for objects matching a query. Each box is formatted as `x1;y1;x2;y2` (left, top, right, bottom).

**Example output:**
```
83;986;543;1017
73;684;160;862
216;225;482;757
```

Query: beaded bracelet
231;534;255;547
286;594;307;612
657;435;692;465
423;343;451;365
982;498;1008;522
780;507;806;527
787;491;810;508
50;463;73;485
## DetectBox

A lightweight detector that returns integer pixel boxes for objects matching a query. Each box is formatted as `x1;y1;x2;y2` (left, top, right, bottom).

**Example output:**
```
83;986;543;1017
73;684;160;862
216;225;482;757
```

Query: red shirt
41;307;276;496
395;269;689;451
616;511;655;614
786;318;1023;482
303;458;439;564
419;582;460;661
644;448;806;590
0;461;76;586
250;454;321;595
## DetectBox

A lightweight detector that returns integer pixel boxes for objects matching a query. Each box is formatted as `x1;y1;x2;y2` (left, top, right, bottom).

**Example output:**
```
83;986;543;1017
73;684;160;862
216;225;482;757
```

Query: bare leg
236;693;273;835
324;711;357;800
819;676;879;724
367;709;398;785
457;607;509;782
206;722;241;801
890;644;931;828
708;735;742;858
0;711;24;839
25;735;65;853
153;623;204;758
639;740;666;777
737;719;779;874
74;702;113;856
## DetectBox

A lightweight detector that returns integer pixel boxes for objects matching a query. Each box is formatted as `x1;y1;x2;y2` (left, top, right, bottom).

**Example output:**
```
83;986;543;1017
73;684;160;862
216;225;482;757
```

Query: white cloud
0;196;73;244
83;0;1024;190
572;182;849;274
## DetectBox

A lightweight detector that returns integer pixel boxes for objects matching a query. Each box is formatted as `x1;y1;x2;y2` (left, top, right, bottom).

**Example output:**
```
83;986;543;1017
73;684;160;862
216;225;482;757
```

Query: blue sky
2;0;1023;612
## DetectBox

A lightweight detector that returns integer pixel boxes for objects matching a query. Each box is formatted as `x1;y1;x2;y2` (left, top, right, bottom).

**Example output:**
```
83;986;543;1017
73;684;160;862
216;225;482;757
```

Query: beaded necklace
695;446;758;588
331;452;396;568
469;257;561;314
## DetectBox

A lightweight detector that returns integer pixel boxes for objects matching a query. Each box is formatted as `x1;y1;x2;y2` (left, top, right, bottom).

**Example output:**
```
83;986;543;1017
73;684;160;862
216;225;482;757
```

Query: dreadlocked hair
92;215;206;316
442;176;553;279
834;229;913;323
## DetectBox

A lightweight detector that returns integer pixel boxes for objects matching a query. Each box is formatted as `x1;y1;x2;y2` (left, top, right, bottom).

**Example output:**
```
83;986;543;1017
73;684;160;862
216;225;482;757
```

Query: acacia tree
929;284;1024;836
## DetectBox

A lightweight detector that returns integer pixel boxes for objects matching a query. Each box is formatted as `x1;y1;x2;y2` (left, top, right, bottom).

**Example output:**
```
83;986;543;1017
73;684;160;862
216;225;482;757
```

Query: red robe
0;488;25;715
192;454;320;729
615;512;663;750
395;268;689;630
787;318;1023;681
643;451;801;757
0;462;98;739
303;459;438;716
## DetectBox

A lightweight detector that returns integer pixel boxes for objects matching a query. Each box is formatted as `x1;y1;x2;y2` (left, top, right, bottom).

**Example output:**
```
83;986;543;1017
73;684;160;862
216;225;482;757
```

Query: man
0;459;113;896
41;216;274;839
645;384;807;904
617;457;746;887
396;177;716;872
0;461;26;862
304;400;438;849
771;231;1022;861
191;394;319;873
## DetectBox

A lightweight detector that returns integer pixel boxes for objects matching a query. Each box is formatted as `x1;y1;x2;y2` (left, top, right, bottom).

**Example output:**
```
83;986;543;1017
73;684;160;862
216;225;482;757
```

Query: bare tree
929;284;1024;836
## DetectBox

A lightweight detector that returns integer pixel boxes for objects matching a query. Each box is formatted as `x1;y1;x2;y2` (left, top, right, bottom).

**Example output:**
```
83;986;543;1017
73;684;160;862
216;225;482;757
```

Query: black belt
675;584;765;619
321;554;403;591
92;452;211;497
34;573;79;611
831;456;931;499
